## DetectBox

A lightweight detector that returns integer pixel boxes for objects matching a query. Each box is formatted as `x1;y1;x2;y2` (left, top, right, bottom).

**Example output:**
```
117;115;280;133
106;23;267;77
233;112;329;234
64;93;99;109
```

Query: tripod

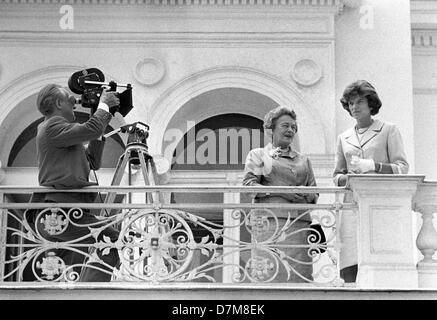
95;122;172;281
100;122;161;217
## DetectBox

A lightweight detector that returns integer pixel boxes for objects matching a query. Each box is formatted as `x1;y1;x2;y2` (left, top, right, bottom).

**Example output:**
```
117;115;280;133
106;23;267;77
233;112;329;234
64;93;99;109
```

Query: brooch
269;147;282;160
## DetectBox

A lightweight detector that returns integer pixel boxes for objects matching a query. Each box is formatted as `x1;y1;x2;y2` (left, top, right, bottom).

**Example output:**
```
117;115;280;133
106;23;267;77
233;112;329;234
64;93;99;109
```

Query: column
414;182;437;288
222;172;241;283
349;175;424;288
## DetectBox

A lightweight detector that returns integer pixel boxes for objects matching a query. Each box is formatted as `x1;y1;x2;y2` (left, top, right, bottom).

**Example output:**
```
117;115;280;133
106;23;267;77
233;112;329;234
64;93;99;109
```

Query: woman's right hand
337;174;348;187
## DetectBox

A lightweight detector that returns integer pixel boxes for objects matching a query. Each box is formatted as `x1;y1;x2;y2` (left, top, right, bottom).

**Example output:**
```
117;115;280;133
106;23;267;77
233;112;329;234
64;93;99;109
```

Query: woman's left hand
350;156;375;173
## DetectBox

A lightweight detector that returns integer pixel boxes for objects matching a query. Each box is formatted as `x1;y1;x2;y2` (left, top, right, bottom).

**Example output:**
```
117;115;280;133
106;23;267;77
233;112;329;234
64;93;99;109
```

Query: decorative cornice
411;30;437;55
412;31;437;48
411;0;437;29
0;32;336;47
0;0;344;7
413;88;437;95
0;2;345;39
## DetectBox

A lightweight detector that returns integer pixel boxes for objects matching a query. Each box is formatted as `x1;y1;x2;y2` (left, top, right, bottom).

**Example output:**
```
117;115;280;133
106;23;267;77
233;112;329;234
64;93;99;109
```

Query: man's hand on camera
100;89;120;109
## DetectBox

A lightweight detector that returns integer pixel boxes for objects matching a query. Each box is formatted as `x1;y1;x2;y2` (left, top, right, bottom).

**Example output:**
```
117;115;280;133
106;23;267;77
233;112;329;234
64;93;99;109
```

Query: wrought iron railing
0;185;354;286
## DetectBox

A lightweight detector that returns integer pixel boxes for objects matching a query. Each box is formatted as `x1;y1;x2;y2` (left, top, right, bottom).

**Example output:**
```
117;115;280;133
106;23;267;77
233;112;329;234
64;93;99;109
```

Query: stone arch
0;65;126;167
148;66;327;159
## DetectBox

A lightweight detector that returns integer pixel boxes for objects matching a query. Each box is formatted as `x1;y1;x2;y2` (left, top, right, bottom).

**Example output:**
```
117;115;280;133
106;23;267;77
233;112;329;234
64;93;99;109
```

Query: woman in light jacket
243;106;319;283
334;80;409;282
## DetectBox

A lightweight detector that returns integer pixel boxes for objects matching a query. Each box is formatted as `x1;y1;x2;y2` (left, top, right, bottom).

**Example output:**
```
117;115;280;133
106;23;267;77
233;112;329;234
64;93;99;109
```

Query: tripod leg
100;151;130;216
148;159;162;204
137;150;154;204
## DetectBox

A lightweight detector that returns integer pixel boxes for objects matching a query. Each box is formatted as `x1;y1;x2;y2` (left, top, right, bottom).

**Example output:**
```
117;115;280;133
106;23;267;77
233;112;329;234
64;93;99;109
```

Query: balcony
0;175;437;299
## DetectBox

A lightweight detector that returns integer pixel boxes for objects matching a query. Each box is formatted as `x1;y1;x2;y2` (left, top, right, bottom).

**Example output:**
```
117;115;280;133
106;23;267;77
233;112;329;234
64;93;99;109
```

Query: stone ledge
0;0;344;7
1;283;437;300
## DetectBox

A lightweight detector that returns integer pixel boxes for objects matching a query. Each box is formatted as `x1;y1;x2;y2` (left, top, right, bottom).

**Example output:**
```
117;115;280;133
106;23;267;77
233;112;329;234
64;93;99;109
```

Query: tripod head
105;122;149;144
104;122;151;164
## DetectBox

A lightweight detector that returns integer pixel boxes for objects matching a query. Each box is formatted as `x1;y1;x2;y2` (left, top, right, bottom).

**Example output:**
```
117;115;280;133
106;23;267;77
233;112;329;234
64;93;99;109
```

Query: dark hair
340;80;382;116
36;84;66;116
263;105;298;132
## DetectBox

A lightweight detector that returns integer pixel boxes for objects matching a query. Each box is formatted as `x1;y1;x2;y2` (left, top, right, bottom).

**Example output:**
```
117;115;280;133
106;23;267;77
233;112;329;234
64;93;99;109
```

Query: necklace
355;126;370;135
355;120;374;135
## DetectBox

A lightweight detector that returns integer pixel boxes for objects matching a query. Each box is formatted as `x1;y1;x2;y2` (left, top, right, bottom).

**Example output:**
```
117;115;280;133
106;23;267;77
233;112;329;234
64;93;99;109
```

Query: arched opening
166;88;304;282
150;67;325;157
171;113;264;171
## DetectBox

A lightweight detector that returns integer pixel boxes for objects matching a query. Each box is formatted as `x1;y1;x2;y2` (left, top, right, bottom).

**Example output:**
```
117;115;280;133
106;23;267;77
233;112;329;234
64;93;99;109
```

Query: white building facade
1;0;437;297
0;0;430;182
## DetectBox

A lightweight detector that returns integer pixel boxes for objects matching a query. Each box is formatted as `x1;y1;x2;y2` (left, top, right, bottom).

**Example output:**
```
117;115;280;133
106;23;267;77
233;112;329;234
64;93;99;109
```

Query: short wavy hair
36;84;66;116
340;80;382;116
263;106;297;132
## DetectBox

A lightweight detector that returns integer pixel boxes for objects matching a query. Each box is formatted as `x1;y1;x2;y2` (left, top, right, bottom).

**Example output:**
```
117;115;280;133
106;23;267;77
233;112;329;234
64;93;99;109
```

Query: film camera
68;68;133;117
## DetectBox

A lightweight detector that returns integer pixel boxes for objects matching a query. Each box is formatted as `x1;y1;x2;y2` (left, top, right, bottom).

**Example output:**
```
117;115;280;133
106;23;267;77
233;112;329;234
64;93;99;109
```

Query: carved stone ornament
291;59;323;87
0;0;346;8
133;58;166;87
342;0;362;8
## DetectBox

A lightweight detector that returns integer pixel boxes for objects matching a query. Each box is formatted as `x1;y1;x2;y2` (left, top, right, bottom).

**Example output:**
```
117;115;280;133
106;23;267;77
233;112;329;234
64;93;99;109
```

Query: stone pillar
414;182;437;288
349;175;424;288
222;172;241;283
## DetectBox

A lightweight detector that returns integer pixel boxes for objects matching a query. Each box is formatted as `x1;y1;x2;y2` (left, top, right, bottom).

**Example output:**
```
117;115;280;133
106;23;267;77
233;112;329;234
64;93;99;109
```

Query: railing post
0;166;5;281
121;167;144;279
348;175;424;289
222;173;241;283
414;182;437;288
0;191;5;282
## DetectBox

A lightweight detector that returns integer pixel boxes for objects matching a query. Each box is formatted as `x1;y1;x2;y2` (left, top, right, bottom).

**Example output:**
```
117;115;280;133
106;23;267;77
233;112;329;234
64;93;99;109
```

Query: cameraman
26;83;120;282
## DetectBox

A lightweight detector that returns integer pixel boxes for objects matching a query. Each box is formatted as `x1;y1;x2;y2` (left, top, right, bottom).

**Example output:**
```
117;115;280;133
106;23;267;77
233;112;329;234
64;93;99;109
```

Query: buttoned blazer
333;119;409;186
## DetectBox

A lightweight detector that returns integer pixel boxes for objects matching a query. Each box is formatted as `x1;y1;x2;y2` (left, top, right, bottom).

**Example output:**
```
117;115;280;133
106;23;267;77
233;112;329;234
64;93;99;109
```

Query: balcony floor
1;283;437;300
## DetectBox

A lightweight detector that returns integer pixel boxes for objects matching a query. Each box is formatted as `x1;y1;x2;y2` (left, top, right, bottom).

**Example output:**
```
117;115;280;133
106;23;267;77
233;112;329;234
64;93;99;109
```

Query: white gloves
350;155;375;173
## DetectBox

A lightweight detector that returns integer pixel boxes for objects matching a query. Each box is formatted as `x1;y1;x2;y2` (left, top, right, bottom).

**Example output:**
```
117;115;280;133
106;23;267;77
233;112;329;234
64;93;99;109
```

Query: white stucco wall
0;3;341;170
412;52;437;180
0;1;428;180
335;0;415;172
